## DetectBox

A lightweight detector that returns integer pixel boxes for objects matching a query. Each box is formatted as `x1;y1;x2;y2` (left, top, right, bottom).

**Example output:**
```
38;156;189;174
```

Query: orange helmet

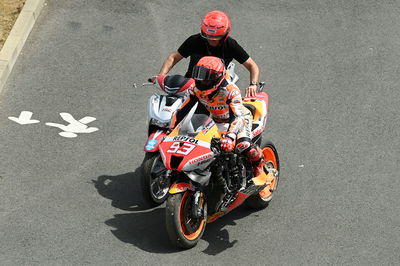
192;56;225;95
200;10;231;41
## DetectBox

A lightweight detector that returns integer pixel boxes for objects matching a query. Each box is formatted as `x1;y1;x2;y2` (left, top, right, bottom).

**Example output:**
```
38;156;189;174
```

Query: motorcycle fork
191;187;205;219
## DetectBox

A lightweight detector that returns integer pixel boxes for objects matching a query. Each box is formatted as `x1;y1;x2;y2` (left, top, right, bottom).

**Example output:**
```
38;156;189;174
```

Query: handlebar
258;82;265;92
140;77;157;86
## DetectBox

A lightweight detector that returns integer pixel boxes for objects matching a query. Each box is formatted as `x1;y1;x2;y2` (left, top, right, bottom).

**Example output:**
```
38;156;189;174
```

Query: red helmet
200;10;231;41
192;56;225;95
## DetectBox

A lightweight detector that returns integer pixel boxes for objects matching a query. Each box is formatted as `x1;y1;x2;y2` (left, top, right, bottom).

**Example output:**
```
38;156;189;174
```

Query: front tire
140;152;170;207
245;139;280;209
165;191;207;249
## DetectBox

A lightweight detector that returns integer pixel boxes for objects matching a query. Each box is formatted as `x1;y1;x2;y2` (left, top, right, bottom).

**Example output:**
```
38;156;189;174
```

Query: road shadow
104;206;180;253
92;167;150;211
93;168;258;254
201;205;254;255
93;168;180;253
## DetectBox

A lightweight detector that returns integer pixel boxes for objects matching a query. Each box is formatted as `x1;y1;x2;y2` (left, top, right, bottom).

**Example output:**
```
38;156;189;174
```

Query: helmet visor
192;65;223;81
200;31;225;40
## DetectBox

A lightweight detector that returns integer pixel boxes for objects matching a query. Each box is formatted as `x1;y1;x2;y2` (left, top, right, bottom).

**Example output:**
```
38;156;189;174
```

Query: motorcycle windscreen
178;111;208;137
174;103;220;144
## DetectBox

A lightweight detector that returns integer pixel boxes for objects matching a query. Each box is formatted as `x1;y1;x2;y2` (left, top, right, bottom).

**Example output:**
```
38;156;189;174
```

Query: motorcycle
158;84;280;249
141;74;194;206
140;62;240;206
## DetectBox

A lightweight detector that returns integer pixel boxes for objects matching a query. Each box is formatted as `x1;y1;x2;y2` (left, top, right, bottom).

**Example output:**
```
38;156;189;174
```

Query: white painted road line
8;111;40;124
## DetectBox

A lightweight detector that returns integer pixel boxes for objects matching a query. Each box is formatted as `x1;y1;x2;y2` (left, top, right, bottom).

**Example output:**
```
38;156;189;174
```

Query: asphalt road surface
1;0;399;265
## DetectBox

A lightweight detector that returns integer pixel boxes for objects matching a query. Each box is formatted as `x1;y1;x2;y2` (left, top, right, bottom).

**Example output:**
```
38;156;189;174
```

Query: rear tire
165;191;207;249
245;139;280;209
140;152;170;207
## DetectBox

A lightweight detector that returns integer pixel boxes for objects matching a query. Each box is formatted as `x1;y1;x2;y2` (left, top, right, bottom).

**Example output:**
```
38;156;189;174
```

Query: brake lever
142;82;154;86
258;81;265;92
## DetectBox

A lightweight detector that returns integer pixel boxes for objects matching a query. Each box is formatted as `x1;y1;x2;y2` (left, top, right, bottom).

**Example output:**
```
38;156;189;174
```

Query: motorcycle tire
245;139;280;209
165;191;207;249
140;152;170;207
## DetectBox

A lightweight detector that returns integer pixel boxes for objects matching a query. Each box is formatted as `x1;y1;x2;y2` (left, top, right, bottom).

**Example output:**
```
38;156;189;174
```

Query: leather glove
221;133;236;152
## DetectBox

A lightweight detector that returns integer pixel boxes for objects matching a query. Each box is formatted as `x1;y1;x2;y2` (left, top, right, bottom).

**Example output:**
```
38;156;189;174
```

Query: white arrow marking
79;116;96;124
45;112;99;138
59;132;78;138
8;111;40;125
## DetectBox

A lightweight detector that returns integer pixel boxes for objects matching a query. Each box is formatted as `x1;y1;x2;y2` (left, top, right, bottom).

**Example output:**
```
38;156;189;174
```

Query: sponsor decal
189;153;213;164
145;139;158;150
197;158;212;166
173;135;199;144
208;105;224;110
202;119;215;134
252;126;265;137
206;28;217;33
162;108;172;112
164;136;210;148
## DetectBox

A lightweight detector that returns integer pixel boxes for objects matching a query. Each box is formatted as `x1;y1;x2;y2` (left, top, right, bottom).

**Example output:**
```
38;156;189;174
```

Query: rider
152;10;260;98
170;56;265;177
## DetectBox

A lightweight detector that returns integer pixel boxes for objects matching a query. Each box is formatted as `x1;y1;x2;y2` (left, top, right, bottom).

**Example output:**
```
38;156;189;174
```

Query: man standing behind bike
152;10;260;98
170;56;265;178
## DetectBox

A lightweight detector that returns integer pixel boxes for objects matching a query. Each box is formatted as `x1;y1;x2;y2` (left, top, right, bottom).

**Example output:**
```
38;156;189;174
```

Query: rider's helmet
200;10;231;41
192;56;225;96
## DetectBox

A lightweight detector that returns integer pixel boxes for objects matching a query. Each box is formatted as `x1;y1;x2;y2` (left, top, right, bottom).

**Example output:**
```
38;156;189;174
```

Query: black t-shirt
177;33;250;78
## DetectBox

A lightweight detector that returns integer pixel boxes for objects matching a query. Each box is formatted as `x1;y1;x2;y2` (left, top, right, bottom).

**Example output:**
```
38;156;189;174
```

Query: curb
0;0;45;94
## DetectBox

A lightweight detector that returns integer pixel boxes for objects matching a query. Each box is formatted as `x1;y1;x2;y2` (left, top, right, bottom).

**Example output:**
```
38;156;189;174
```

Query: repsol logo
173;136;199;144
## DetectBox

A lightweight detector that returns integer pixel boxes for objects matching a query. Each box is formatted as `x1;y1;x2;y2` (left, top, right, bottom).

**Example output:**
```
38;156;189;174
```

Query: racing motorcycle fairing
159;105;220;178
207;192;249;223
144;129;168;152
243;92;269;138
168;182;195;194
144;74;191;151
147;94;184;134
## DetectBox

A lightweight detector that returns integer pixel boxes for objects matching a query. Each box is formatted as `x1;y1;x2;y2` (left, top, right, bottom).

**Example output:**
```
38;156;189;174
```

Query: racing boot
246;144;265;177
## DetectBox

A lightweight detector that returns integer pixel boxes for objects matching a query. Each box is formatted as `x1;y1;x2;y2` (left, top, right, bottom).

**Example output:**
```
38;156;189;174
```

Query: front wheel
165;191;207;249
140;152;170;206
245;139;280;209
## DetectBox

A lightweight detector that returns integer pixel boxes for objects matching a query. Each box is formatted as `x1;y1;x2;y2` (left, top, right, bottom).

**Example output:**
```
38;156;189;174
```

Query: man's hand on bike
245;84;258;97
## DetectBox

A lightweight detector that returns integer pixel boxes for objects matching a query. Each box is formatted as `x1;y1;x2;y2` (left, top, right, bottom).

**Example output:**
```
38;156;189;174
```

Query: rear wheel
245;139;280;209
165;191;207;249
140;152;170;206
